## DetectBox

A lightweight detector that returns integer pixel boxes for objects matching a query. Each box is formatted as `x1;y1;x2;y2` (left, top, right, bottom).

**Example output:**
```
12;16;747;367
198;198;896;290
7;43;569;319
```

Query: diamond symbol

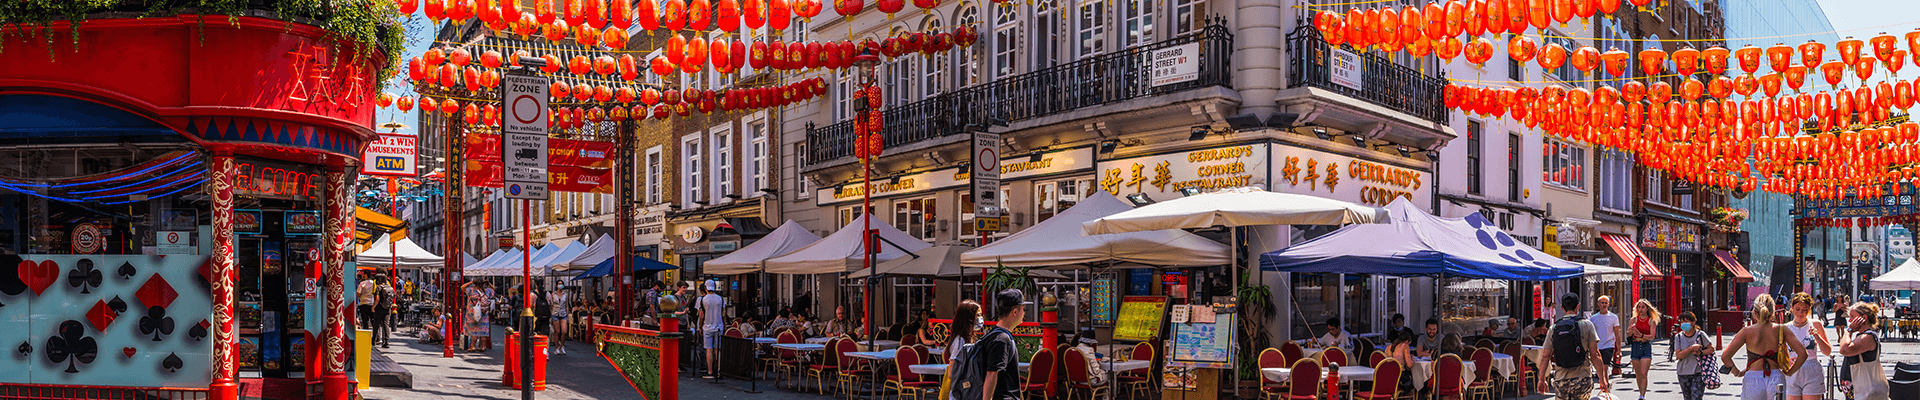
136;274;176;310
197;259;214;286
86;300;117;332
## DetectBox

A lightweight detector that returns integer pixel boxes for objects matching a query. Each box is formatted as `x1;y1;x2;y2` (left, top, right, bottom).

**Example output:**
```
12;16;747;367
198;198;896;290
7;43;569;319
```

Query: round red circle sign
72;223;101;254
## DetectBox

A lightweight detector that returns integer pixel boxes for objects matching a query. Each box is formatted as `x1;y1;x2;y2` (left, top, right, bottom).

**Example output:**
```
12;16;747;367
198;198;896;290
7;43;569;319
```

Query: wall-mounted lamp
1098;139;1119;154
1312;127;1332;140
1178;187;1203;197
1189;126;1211;141
1126;193;1157;206
1348;134;1368;147
1028;152;1044;162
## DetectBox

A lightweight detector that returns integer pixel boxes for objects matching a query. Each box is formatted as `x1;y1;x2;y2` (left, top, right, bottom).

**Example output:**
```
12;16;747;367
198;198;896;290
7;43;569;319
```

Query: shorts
1628;341;1653;360
1550;374;1594;400
1784;359;1826;396
1741;370;1783;400
1599;347;1620;367
702;331;722;349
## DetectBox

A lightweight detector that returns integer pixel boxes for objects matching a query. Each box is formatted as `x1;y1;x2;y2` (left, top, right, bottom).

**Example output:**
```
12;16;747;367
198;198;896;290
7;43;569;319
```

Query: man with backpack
1539;294;1610;400
952;289;1027;400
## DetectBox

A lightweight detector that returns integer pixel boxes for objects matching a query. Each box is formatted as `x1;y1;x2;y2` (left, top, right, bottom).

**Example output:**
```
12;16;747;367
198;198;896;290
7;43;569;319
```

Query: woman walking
1721;295;1810;400
1626;299;1663;400
1838;302;1891;400
1784;293;1831;400
1670;312;1714;400
549;286;571;354
946;300;980;362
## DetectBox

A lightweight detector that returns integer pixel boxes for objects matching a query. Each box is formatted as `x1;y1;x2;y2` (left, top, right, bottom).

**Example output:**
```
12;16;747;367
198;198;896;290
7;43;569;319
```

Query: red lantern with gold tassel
769;0;791;30
793;0;820;21
1639;47;1667;76
875;0;902;17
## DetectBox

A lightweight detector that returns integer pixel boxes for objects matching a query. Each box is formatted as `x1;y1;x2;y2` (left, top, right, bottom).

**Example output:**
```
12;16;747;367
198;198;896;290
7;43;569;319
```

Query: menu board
1091;272;1117;326
1113;296;1168;341
1169;318;1235;369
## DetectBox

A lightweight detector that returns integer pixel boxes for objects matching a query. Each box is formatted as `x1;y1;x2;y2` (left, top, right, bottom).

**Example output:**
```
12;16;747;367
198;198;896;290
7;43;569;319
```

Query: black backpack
949;327;1014;400
1551;315;1589;369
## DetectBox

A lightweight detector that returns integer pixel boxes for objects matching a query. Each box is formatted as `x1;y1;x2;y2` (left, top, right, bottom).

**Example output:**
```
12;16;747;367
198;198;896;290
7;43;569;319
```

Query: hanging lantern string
1302;3;1920;44
1446;71;1696;85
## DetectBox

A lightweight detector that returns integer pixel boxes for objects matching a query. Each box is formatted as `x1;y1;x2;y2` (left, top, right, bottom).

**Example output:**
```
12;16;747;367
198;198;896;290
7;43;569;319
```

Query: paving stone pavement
366;325;1920;400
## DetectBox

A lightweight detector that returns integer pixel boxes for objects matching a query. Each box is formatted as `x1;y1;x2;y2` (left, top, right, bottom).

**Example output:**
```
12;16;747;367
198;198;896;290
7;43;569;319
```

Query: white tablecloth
1260;366;1376;383
846;351;895;360
909;363;1030;375
773;343;826;352
1104;359;1153;373
805;337;832;344
754;337;778;344
1521;345;1543;365
1409;358;1478;390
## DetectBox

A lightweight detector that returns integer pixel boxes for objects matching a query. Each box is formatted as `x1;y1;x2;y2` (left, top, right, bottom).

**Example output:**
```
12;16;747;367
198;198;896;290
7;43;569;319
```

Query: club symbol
67;259;101;294
46;320;97;373
161;352;183;373
139;306;175;342
188;320;209;342
117;262;135;280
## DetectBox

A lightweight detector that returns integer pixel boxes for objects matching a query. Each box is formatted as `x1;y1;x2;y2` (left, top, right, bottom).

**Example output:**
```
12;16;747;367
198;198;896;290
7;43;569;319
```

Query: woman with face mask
1783;293;1832;400
1670;312;1715;400
1837;302;1890;400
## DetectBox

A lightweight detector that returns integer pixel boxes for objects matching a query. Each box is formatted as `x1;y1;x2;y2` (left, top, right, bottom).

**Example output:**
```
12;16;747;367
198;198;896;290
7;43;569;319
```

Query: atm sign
360;133;418;177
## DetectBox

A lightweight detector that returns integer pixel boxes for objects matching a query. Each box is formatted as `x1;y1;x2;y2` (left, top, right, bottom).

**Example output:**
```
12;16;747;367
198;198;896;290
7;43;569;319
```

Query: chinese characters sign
1095;144;1266;198
1270;145;1432;209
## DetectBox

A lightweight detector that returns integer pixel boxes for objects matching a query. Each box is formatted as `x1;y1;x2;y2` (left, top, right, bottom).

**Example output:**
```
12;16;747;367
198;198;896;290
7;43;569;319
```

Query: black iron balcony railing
807;22;1233;166
1285;26;1449;124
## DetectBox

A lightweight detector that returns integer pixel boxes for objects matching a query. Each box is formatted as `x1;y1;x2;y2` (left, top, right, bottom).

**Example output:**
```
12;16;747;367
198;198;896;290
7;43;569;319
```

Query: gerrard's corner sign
360;132;418;177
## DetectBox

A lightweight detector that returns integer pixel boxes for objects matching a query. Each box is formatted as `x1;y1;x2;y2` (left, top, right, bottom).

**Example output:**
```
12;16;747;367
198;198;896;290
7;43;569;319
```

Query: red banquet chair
1062;347;1110;400
1022;348;1057;400
1280;341;1305;367
836;338;873;398
1467;348;1497;400
1259;348;1290;400
1356;358;1405;400
1286;358;1324;400
806;337;842;394
1431;354;1466;400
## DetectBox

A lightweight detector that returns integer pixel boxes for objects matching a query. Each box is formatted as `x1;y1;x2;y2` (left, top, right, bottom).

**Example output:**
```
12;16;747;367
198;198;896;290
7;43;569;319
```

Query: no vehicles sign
502;73;550;199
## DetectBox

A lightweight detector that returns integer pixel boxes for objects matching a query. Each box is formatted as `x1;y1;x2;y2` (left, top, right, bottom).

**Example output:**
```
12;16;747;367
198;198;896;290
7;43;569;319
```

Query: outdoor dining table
1260;366;1377;383
1104;359;1153;374
754;337;778;344
908;363;1030;376
772;343;827;352
1409;355;1512;390
1520;345;1543;365
846;351;896;361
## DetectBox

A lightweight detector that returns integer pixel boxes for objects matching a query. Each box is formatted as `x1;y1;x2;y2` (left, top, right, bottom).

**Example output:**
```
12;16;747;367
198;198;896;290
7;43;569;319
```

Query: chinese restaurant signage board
1270;144;1432;209
814;146;1095;206
1095;143;1270;199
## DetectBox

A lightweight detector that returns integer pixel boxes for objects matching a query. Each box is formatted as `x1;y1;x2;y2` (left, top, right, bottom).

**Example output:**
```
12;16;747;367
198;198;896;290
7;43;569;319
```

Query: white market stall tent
465;247;526;277
462;252;480;268
704;220;823;275
1871;258;1920;290
529;240;586;274
961;193;1230;268
764;213;932;274
353;233;445;269
563;234;619;271
851;244;1070;279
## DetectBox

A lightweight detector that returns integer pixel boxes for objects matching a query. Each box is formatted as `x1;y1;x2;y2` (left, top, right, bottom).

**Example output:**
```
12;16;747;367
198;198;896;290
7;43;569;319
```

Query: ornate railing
1285;26;1450;124
595;324;665;400
807;22;1234;166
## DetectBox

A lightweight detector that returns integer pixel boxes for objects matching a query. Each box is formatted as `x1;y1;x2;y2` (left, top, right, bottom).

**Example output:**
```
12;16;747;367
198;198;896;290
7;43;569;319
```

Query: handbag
1696;347;1722;389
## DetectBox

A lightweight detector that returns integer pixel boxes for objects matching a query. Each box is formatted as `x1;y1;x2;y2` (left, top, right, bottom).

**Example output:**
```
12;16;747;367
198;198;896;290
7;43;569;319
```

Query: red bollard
1326;362;1342;400
532;335;549;391
660;316;680;400
504;332;519;387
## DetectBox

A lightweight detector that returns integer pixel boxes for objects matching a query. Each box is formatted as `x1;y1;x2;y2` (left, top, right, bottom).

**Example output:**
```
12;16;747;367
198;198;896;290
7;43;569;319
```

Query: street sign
972;132;1002;218
360;132;418;177
975;217;1003;232
502;73;550;199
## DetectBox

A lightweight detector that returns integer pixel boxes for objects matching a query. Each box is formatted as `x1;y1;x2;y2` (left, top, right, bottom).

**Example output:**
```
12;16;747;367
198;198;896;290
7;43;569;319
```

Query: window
1508;132;1522;201
960;188;1014;240
1597;149;1634;212
891;41;917;105
1466;120;1483;195
714;126;733;198
1034;0;1061;69
836;75;855;121
956;5;984;86
839;205;862;227
893;197;938;241
1541;34;1579;83
795;141;811;199
1035;178;1094;224
1076;0;1107;58
749;118;768;194
646;146;663;204
994;4;1020;77
1648;169;1693;207
1172;0;1205;36
787;18;808;43
1508;41;1524;82
922;17;948;96
1544;138;1587;190
684;135;704;202
1119;0;1153;48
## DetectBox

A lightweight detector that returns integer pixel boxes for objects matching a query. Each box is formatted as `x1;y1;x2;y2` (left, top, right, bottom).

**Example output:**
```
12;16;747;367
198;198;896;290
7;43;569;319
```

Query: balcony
807;23;1234;167
1285;27;1449;125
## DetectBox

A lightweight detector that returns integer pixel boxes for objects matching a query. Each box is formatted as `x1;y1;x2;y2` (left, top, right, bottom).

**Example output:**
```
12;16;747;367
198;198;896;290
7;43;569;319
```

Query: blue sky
1817;0;1920;36
375;11;439;138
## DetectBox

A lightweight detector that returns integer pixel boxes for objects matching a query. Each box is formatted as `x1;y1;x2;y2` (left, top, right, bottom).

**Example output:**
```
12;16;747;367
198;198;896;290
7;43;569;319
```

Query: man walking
966;289;1027;400
1589;295;1623;377
372;275;394;348
356;272;377;331
695;281;727;379
1540;294;1609;400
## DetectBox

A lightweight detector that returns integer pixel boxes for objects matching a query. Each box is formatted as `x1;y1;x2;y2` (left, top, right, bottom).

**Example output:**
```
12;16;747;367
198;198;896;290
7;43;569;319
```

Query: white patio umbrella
1081;187;1388;235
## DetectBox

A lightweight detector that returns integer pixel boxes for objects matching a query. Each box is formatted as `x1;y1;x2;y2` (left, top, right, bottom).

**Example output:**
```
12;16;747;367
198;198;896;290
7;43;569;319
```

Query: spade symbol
67;260;101;294
46;320;97;373
107;296;127;314
116;262;135;280
0;254;25;296
161;353;183;373
16;341;29;356
188;320;208;342
138;306;174;341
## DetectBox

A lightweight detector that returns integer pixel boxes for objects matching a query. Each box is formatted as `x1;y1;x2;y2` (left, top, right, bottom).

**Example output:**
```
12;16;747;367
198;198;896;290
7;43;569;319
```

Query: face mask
1679;322;1693;332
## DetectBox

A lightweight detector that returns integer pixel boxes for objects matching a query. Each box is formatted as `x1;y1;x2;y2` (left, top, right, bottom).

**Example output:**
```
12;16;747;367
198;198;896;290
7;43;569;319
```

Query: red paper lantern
651;55;675;76
662;0;687;30
744;0;764;28
793;0;821;20
584;0;605;29
1702;46;1730;75
396;96;415;111
1639;47;1667;76
638;0;660;30
1800;40;1826;70
769;0;791;30
716;0;740;30
683;36;709;73
689;0;712;29
609;0;631;29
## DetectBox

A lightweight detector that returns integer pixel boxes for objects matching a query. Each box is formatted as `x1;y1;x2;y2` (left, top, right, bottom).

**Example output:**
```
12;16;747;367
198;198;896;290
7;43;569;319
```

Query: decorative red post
323;164;355;400
1039;291;1059;352
208;152;239;400
444;117;465;358
658;304;682;400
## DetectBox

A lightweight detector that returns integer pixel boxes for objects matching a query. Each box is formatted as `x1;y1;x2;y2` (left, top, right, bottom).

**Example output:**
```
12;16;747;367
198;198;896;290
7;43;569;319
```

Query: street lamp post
851;48;881;345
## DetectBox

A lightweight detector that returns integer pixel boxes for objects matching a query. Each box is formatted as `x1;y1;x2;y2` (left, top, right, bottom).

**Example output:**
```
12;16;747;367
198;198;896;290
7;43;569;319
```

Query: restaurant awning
764;213;932;275
1711;250;1756;283
961;193;1230;268
1600;233;1663;278
1260;198;1582;281
563;234;619;270
704;220;823;275
572;255;679;280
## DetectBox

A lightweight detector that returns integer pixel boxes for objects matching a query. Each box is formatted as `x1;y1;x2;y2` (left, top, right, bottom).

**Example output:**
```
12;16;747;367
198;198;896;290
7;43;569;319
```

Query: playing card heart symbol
122;347;135;358
21;260;57;296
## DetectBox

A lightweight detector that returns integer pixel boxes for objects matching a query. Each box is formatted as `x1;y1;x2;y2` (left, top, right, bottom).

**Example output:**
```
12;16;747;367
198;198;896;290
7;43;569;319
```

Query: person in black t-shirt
972;289;1027;400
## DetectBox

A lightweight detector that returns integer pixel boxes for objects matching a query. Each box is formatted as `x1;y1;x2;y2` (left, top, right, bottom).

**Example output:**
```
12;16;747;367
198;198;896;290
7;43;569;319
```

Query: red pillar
444;117;466;358
1039;305;1059;353
208;153;239;400
323;164;355;400
659;313;681;400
